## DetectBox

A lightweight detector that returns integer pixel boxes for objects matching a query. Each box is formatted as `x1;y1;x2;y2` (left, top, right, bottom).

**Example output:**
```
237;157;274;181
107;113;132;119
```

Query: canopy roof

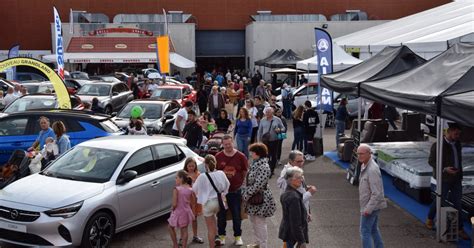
43;52;195;68
264;49;304;68
269;68;305;73
442;90;474;127
334;0;474;47
296;45;362;72
254;50;284;66
320;45;426;95
359;43;474;115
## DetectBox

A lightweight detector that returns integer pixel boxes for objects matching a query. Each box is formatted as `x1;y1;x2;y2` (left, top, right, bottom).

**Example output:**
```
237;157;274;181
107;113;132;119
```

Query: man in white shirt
172;101;193;137
2;87;18;107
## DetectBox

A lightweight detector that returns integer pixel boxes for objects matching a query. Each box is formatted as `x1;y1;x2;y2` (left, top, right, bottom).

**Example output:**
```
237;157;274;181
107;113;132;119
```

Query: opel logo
10;210;19;220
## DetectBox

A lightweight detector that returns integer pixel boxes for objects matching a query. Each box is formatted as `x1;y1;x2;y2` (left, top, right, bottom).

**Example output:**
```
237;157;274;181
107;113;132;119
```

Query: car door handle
12;142;23;146
151;181;160;187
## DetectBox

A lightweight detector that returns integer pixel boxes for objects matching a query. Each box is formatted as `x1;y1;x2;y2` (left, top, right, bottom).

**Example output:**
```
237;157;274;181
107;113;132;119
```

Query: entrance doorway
196;57;245;74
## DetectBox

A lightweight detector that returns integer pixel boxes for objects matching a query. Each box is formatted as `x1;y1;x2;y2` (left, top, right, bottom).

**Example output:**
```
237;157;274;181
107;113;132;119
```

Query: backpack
283;88;293;100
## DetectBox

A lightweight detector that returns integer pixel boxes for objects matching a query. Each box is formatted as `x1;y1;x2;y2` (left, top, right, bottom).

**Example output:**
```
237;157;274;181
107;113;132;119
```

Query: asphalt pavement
1;124;456;248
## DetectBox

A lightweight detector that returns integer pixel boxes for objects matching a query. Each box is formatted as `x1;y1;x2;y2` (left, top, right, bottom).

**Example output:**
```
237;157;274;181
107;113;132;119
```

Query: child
42;137;59;162
168;170;195;248
183;158;204;244
128;118;147;135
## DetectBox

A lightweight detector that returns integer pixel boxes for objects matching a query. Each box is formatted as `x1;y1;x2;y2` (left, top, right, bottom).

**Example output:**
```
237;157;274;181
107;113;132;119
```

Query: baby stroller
0;150;31;189
199;131;226;156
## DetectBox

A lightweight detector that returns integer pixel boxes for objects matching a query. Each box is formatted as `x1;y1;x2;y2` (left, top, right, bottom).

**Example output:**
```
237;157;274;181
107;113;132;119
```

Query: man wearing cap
426;123;469;240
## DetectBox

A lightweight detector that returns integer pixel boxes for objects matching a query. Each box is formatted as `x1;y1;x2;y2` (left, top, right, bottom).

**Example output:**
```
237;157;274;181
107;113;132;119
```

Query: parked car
21;81;55;94
64;79;92;94
150;85;196;106
69;71;90;80
0;110;123;164
0;135;204;247
0;78;18;94
15;72;47;82
3;94;84;113
89;75;122;83
76;82;134;114
112;100;179;134
276;82;318;109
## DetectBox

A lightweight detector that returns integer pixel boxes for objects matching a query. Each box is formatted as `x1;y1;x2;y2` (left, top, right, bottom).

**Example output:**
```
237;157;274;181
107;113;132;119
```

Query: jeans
283;99;292;119
335;120;346;146
428;181;463;228
217;190;242;237
360;210;384;248
292;126;304;151
264;140;279;175
236;134;250;158
286;241;296;248
304;131;315;156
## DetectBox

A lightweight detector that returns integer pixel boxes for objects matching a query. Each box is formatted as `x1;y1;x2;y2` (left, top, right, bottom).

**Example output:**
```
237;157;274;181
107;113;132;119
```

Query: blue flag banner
7;44;20;80
53;6;65;80
315;28;333;112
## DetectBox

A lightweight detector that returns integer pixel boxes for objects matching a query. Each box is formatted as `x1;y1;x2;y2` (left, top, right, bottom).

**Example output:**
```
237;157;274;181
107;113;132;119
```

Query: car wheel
104;106;113;115
81;212;115;248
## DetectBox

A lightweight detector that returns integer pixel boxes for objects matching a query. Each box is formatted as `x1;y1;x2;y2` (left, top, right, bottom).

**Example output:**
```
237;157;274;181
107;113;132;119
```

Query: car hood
78;95;109;103
0;174;105;209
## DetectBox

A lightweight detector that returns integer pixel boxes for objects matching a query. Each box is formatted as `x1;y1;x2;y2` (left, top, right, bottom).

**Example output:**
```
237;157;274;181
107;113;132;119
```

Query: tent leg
435;117;444;242
357;98;362;131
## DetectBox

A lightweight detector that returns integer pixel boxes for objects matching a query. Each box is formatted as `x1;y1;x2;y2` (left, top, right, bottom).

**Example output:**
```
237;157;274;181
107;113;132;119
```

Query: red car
150;85;197;106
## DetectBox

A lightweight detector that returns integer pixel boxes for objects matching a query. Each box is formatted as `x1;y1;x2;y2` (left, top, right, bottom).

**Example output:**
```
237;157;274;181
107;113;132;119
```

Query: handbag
277;132;287;140
246;172;265;205
261;119;274;144
205;173;228;211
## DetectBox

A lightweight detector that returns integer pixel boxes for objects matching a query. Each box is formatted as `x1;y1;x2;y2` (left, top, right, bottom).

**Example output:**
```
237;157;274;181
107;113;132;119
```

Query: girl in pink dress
168;170;195;248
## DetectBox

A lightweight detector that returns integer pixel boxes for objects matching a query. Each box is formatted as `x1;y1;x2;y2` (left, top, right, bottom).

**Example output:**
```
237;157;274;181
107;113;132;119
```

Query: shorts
203;198;220;217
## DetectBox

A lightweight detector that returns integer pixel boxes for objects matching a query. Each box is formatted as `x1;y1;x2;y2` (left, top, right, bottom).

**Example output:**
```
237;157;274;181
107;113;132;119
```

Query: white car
276;82;318;109
0;135;204;247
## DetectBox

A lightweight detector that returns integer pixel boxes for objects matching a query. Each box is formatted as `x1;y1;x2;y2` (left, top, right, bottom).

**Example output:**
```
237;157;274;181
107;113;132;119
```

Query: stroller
199;131;226;156
0;150;31;189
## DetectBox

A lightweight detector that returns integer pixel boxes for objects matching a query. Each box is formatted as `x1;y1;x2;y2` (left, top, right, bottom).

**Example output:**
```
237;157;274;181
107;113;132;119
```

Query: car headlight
44;201;83;218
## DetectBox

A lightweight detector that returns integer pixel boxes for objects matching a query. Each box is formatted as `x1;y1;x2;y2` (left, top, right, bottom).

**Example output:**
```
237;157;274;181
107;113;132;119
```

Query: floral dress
241;158;276;217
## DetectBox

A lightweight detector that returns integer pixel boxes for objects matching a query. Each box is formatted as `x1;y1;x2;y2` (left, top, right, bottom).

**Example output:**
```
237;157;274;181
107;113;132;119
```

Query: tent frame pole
435;117;444;242
357;98;362;131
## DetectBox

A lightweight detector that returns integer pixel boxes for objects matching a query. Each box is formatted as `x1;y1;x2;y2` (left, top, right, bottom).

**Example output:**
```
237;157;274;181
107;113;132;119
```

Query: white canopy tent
43;52;196;68
334;0;474;59
269;68;305;73
296;44;362;71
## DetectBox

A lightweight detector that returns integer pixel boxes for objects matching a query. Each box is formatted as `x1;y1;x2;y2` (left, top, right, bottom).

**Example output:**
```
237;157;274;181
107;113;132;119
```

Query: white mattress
367;142;474;191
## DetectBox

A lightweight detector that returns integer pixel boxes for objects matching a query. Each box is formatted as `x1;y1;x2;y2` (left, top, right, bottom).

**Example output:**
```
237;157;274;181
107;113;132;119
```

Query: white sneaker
215;235;225;246
234;236;244;246
307;155;316;161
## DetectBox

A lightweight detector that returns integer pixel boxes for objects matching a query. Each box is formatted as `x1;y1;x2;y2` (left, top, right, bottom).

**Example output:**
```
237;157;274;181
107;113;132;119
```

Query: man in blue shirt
28;116;55;151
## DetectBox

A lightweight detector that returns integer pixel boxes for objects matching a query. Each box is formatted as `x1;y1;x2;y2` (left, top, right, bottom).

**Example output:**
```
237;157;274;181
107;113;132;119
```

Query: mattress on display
367;142;474;190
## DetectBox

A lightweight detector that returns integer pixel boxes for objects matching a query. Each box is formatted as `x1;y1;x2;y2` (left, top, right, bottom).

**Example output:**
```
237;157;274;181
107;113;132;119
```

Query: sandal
192;236;204;244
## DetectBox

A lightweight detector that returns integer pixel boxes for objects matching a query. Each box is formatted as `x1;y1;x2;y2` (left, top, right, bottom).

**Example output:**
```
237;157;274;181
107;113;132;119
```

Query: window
153;144;183;168
123;147;155;176
118;83;129;92
164;102;180;115
112;85;120;95
31;116;66;134
0;118;28;136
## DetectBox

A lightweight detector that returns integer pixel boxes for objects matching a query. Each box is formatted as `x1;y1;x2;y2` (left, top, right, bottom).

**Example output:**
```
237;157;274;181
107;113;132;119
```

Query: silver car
77;82;134;114
0;136;204;247
112;100;179;134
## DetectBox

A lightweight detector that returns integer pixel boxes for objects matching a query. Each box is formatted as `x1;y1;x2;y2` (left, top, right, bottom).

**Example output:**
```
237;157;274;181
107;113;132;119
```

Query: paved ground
1;124;456;247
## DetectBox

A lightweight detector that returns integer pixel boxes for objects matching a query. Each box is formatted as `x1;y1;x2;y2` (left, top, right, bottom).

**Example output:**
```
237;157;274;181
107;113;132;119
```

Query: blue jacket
235;119;253;137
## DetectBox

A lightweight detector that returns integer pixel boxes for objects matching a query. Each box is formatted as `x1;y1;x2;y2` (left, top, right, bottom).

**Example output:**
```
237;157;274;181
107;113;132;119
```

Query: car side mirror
164;114;174;120
117;170;137;185
111;112;117;117
112;92;119;96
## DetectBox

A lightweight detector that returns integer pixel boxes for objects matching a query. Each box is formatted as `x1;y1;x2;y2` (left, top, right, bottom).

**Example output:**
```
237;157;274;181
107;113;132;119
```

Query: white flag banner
53;7;65;80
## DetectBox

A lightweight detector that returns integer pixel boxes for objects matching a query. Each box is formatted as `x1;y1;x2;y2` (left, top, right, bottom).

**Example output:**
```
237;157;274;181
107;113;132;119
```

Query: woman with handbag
192;155;230;248
241;143;276;248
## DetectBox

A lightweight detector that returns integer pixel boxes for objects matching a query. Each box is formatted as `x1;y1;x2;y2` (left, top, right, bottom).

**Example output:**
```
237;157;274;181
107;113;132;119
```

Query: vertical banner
156;35;170;74
53;7;65;80
315;28;334;112
7;44;20;80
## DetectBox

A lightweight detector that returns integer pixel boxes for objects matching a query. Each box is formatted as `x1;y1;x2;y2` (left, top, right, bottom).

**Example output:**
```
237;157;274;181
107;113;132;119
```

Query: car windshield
77;84;111;96
118;103;163;119
23;84;54;94
4;97;57;113
42;146;127;183
151;89;181;100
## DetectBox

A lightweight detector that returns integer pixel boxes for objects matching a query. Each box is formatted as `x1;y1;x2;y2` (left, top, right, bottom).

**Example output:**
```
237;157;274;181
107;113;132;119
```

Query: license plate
0;220;27;233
